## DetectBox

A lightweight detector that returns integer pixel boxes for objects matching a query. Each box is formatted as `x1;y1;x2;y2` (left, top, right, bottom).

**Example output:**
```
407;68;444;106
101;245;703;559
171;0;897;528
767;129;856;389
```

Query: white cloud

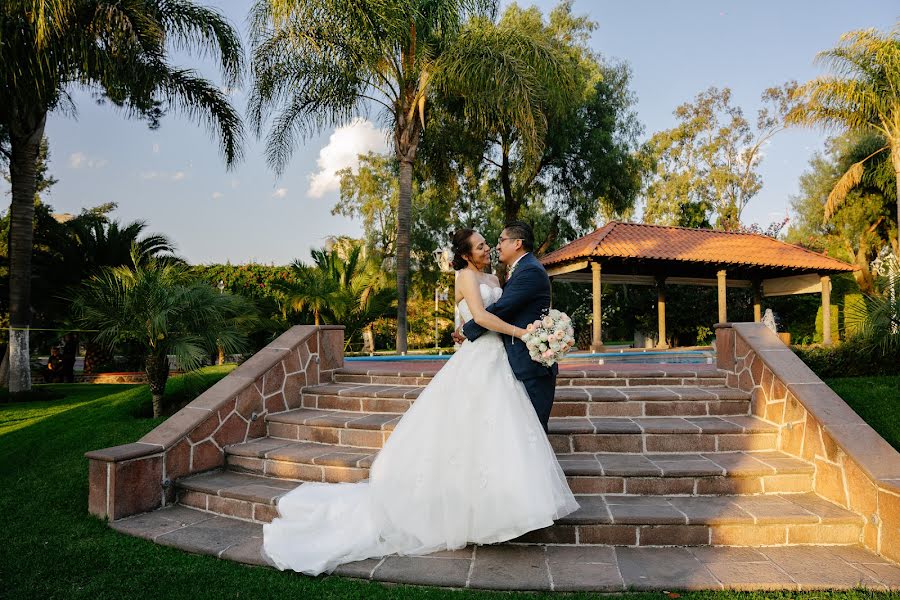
272;187;288;199
307;119;389;198
211;191;224;200
140;170;187;182
152;143;160;154
69;152;108;169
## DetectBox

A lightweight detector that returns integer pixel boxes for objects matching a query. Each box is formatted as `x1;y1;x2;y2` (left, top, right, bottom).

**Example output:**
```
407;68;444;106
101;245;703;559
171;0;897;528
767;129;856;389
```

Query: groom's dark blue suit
462;253;558;432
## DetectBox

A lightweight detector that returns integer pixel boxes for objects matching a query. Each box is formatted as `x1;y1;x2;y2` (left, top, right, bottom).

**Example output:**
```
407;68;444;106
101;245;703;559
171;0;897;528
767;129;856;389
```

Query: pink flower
533;320;542;329
542;317;554;328
526;323;535;333
542;349;554;358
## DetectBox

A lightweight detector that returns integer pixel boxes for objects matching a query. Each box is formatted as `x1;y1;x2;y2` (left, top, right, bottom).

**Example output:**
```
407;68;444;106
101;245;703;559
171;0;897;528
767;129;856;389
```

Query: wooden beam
657;277;668;349
550;273;753;287
546;260;590;278
753;280;762;322
717;269;727;324
591;262;605;352
762;274;823;297
821;275;832;346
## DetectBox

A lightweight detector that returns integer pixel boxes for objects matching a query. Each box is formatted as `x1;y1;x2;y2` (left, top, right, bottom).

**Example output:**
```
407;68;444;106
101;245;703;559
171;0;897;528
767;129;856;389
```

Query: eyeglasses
497;237;523;245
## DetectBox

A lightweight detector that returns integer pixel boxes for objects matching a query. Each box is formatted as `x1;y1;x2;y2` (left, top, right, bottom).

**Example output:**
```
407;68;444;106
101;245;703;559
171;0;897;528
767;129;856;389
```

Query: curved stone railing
716;322;900;562
85;325;344;521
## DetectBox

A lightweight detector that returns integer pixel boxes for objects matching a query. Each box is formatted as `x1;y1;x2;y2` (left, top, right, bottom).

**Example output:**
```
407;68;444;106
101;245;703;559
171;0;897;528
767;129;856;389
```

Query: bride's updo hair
450;228;477;271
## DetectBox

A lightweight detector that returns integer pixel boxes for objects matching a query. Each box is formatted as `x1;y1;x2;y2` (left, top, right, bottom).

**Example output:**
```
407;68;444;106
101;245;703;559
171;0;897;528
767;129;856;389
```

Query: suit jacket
462;253;558;381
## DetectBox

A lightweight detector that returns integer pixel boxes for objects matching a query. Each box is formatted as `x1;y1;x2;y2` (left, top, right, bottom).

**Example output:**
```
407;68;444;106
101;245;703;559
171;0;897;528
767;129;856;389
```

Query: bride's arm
456;270;523;339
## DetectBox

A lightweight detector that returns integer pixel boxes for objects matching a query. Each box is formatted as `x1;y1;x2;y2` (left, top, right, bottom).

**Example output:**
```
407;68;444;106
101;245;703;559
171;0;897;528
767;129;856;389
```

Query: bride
262;228;579;575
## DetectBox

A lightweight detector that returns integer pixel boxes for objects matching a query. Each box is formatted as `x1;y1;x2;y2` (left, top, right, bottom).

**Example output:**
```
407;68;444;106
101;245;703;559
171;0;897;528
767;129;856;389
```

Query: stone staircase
172;364;864;549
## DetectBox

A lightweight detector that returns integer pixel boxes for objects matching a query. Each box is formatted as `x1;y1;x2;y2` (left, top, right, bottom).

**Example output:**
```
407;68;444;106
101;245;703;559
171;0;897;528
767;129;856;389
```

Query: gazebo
540;221;857;351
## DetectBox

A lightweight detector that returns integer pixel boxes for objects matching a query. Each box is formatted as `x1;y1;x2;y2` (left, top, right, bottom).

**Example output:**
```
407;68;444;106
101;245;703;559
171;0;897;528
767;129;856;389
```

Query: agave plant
71;251;257;417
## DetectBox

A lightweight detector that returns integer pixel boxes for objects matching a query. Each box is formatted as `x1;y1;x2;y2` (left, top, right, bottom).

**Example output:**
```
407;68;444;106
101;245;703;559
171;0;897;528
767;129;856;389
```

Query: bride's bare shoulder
456;269;478;284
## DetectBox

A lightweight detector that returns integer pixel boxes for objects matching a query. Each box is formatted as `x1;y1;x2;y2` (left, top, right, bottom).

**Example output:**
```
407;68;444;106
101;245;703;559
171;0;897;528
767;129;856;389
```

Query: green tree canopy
641;84;797;230
786;25;900;252
1;0;245;391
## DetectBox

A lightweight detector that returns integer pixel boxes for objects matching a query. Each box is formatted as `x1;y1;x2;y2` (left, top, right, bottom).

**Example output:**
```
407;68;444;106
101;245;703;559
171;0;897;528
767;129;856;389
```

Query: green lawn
0;370;898;599
826;376;900;451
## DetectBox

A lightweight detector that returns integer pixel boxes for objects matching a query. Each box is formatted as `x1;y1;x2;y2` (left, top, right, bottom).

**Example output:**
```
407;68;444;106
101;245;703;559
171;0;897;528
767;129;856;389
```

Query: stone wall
85;325;344;521
716;322;900;562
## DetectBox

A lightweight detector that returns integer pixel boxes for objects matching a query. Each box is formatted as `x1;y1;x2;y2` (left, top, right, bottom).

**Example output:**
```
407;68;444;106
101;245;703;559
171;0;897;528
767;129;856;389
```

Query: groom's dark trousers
461;253;558;433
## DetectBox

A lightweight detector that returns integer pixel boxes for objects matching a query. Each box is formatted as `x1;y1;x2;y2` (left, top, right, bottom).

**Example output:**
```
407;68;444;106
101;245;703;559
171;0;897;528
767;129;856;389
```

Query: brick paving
113;505;899;591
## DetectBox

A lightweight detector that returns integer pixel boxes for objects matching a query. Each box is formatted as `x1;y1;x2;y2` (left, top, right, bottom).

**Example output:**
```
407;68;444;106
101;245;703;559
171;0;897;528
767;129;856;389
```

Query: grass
0;371;898;599
826;375;900;451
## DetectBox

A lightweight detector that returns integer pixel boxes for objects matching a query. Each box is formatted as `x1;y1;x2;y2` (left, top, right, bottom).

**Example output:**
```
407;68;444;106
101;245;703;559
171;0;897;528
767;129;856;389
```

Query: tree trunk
396;157;413;353
7;112;47;393
500;141;517;223
145;350;170;418
0;345;9;389
893;146;900;255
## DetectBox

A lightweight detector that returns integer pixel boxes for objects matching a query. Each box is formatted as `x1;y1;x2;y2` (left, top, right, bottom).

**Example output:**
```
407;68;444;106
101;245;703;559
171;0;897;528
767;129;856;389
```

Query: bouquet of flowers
521;309;575;367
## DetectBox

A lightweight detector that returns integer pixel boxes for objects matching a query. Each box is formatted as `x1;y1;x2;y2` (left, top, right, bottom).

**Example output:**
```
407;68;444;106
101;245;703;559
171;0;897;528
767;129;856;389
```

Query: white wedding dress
262;283;579;575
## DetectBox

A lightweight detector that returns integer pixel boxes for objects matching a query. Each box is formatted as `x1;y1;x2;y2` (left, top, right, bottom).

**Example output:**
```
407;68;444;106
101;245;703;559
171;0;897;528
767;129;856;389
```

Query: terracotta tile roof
540;221;855;272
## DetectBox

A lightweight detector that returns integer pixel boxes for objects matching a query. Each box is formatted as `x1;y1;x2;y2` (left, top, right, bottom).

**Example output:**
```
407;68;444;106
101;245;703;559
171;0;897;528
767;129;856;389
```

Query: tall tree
0;0;245;391
786;131;896;293
421;2;643;256
787;26;900;252
641;85;797;229
248;0;573;351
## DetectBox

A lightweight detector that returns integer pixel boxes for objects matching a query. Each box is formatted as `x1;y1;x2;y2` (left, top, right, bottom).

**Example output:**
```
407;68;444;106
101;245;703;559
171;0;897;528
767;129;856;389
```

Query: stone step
223;436;808;494
333;366;726;388
113;505;898;591
174;470;861;547
299;383;749;418
266;409;775;454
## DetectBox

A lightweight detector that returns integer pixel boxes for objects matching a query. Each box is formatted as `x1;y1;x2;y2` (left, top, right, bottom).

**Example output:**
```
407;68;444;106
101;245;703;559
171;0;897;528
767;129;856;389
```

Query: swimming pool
345;349;715;365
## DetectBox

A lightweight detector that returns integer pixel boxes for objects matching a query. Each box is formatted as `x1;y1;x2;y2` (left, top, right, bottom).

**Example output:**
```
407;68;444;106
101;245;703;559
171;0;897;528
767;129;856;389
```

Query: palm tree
787;26;900;252
248;0;564;352
68;216;179;271
326;246;396;349
276;263;340;326
275;244;396;343
71;252;257;417
68;216;180;374
1;0;245;392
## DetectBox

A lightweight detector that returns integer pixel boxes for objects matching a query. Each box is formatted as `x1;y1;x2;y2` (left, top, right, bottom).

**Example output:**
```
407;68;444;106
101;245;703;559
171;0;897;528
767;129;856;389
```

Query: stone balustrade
85;325;344;521
715;322;900;563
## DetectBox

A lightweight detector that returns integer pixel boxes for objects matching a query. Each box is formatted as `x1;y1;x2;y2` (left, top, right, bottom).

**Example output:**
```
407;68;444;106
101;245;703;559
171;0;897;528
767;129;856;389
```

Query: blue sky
3;1;896;264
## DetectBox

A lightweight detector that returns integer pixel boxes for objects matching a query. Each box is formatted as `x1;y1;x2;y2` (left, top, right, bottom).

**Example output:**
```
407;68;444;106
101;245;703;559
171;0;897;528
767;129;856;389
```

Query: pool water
346;349;715;365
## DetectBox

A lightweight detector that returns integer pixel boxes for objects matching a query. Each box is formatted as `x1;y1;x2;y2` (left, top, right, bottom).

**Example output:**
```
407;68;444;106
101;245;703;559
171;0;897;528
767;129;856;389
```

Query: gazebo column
591;262;605;352
821;275;832;346
753;280;762;323
717;269;727;324
656;276;668;349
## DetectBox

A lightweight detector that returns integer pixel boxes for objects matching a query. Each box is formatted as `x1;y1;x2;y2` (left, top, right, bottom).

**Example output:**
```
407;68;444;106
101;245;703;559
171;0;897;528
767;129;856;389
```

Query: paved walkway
114;505;900;591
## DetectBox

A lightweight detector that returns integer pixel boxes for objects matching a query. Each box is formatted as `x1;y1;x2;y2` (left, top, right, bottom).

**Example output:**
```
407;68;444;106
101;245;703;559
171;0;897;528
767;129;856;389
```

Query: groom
452;221;558;433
